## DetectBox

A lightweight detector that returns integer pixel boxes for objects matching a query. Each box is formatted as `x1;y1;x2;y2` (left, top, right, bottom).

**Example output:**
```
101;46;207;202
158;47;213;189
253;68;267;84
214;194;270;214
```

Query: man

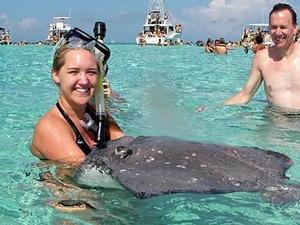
224;3;300;112
215;37;228;55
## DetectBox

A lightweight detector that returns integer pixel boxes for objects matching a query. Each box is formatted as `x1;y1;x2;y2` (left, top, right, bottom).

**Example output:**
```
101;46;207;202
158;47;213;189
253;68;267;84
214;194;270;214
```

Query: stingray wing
103;136;293;198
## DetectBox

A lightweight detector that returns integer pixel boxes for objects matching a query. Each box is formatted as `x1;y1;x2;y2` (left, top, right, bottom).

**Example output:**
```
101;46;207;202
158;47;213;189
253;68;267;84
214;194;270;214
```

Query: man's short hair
269;3;297;25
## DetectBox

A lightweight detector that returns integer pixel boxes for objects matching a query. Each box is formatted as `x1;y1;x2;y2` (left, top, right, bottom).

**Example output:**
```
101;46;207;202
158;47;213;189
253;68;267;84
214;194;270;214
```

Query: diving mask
53;27;111;65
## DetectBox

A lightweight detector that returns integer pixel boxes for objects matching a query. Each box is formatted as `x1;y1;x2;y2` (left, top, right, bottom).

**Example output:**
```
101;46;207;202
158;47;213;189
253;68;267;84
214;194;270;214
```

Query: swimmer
31;27;124;164
224;3;300;112
214;38;228;55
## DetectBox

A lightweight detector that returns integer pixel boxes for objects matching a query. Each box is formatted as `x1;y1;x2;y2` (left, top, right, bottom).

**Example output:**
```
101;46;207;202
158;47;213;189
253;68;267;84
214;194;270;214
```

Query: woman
31;28;124;164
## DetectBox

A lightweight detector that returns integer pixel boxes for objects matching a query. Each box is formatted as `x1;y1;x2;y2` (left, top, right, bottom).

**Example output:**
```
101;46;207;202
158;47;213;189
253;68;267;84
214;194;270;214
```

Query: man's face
269;9;298;48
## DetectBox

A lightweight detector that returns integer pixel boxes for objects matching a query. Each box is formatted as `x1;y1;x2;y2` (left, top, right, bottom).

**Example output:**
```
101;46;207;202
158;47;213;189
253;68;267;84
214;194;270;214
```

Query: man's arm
224;54;263;105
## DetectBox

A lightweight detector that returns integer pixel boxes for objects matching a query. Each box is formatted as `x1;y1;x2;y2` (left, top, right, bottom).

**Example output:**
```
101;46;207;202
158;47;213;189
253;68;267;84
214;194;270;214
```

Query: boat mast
147;0;166;19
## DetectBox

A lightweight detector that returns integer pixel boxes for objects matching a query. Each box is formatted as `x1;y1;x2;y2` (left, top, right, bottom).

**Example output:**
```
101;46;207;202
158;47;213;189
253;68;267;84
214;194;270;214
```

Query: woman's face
53;49;98;106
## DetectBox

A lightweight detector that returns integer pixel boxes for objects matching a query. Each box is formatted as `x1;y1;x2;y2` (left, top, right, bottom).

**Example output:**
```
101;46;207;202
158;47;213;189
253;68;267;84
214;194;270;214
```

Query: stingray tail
262;184;300;205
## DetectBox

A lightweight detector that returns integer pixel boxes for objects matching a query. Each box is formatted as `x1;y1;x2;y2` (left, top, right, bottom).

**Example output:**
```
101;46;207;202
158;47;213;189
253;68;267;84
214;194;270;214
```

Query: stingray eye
120;148;133;159
115;146;125;155
114;146;132;159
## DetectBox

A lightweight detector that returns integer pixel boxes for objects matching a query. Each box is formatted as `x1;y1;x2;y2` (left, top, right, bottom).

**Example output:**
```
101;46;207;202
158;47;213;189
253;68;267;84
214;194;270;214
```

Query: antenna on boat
68;7;72;19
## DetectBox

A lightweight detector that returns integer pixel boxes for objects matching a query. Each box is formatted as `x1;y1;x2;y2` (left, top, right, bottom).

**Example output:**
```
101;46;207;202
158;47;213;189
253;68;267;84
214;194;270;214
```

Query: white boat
136;0;182;45
0;27;11;45
47;16;71;44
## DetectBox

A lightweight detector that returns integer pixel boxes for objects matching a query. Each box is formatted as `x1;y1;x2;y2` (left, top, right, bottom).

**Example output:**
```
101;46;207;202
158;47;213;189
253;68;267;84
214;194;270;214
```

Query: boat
247;23;269;32
136;0;182;45
0;27;12;45
47;16;71;45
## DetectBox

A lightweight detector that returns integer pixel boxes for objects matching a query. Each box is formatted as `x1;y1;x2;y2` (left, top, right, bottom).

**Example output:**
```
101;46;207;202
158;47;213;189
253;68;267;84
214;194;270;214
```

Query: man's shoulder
293;41;300;46
254;47;268;59
292;42;300;51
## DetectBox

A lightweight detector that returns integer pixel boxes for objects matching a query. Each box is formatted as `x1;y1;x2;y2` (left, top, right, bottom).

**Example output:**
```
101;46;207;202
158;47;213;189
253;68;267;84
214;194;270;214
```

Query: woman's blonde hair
52;44;100;73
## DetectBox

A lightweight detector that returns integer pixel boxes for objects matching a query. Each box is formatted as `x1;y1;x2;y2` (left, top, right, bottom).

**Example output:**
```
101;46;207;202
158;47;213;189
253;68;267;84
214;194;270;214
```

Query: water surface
1;44;300;225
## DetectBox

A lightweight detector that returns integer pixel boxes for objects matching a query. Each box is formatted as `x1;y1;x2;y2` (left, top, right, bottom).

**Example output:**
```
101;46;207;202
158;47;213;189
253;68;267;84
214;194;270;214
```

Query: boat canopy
53;16;70;20
248;23;269;31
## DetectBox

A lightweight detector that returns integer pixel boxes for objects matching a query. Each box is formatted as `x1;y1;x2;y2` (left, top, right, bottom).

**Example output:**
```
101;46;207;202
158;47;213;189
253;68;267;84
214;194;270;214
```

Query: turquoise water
1;44;300;224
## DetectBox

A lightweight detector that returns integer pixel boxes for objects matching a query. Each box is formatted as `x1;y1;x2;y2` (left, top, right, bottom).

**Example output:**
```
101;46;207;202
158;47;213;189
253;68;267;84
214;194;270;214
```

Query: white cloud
0;13;8;21
0;13;10;27
18;17;38;29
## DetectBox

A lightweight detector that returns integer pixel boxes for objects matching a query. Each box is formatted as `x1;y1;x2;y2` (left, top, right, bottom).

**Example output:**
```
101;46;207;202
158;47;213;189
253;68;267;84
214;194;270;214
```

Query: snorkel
93;21;108;148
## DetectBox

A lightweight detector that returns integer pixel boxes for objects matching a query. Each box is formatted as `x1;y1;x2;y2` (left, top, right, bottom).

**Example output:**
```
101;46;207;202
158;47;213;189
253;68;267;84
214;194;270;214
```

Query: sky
0;0;299;43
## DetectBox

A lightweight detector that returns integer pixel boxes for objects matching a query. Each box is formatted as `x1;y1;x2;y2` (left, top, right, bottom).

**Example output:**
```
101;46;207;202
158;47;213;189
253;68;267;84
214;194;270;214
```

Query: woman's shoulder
34;106;72;137
31;105;85;163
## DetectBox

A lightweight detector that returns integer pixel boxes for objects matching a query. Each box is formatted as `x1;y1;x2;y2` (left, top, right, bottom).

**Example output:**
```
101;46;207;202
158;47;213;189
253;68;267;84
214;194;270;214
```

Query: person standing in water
224;3;300;112
214;38;228;55
31;28;124;164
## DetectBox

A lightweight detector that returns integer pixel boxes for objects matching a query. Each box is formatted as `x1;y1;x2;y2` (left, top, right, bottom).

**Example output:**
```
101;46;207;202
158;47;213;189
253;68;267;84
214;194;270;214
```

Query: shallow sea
1;44;300;224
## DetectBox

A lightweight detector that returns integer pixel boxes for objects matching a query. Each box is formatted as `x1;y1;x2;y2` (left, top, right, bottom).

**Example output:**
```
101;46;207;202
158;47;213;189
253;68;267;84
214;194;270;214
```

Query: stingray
73;136;300;203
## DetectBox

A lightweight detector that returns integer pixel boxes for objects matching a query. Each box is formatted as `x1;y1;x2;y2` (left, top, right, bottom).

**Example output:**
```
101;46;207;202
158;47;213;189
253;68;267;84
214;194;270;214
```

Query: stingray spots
146;156;155;162
188;178;199;184
233;182;240;187
151;148;164;154
223;176;241;187
136;149;142;156
176;164;186;169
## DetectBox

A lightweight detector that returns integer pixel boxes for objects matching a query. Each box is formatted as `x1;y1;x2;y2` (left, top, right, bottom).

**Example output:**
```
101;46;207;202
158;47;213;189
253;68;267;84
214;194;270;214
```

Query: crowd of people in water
240;27;273;54
201;37;238;55
199;25;300;55
0;28;11;45
198;26;275;55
